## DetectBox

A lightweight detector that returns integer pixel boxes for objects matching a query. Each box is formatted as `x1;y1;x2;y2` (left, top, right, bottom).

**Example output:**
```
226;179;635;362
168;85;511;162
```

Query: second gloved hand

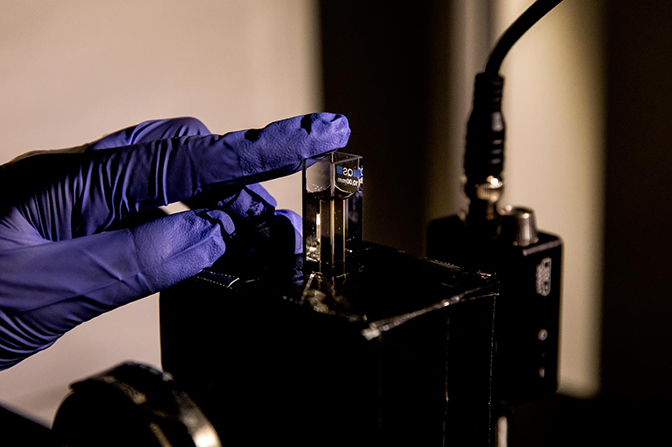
0;113;350;370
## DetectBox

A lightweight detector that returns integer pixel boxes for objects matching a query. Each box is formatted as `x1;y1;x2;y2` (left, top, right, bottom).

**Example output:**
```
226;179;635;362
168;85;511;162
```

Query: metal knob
500;206;538;246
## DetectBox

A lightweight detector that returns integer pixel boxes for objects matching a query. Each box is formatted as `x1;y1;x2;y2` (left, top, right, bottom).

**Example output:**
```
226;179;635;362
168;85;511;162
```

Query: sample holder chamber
161;152;500;446
160;244;498;446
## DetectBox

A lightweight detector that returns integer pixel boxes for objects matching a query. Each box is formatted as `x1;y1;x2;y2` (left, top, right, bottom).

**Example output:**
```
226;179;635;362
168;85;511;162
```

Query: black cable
464;0;565;226
485;0;564;76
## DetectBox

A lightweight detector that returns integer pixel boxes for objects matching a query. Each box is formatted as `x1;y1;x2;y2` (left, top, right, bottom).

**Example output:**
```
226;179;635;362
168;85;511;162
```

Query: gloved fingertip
274;209;302;235
244;183;277;208
274;209;303;255
196;209;236;236
302;113;351;154
214;113;352;186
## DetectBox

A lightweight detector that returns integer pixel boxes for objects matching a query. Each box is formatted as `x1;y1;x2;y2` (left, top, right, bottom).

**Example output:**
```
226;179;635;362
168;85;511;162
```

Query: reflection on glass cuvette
303;152;363;276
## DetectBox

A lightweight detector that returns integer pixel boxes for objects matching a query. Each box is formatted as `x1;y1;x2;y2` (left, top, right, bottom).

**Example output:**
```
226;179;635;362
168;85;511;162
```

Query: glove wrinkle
1;212;225;318
87;117;211;151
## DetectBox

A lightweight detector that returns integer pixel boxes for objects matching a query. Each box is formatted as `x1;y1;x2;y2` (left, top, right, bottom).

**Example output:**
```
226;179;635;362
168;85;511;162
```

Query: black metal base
160;243;498;446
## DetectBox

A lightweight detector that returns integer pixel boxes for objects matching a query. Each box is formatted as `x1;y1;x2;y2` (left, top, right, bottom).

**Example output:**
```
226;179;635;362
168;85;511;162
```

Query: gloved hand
0;113;350;370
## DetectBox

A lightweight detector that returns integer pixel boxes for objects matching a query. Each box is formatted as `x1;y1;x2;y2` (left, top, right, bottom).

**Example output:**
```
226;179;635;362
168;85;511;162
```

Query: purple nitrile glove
0;113;350;370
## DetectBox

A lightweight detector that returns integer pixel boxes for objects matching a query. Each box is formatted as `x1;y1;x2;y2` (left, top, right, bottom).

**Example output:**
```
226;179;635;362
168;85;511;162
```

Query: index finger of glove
81;113;349;234
8;113;349;239
85;117;212;151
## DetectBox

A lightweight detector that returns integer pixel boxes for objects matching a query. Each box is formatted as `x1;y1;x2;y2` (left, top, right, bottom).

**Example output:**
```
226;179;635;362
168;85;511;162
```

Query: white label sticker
536;258;552;296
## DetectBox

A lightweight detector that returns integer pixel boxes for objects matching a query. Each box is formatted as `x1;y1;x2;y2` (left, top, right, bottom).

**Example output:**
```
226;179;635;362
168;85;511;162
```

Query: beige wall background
0;0;321;425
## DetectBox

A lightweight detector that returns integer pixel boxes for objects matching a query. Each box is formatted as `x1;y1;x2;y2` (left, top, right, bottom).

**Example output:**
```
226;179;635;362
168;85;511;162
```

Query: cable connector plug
464;73;506;226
